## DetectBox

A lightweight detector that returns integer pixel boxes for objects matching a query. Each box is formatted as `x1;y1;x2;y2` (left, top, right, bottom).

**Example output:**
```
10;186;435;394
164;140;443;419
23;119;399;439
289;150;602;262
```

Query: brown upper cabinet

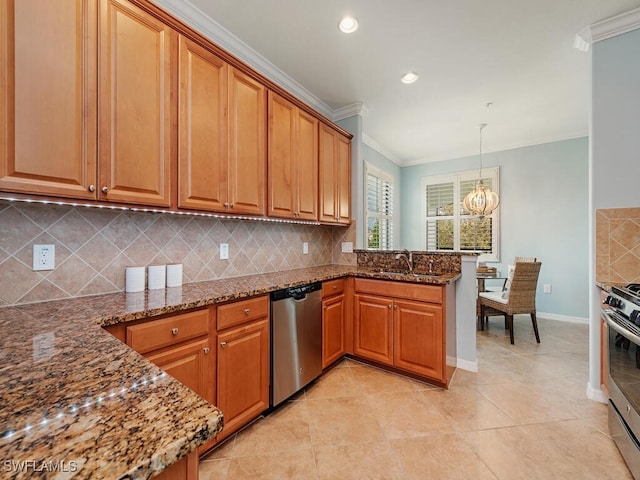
0;0;346;221
178;39;267;216
268;91;318;221
0;0;98;200
99;0;174;207
178;37;228;212
225;68;267;215
319;123;351;224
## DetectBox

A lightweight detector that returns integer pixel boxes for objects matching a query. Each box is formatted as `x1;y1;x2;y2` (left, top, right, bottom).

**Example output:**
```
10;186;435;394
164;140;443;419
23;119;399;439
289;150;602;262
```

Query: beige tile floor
200;317;633;479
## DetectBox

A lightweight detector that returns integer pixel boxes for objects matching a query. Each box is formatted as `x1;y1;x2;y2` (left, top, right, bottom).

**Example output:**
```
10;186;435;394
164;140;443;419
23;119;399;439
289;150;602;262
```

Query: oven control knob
605;295;623;309
631;310;640;326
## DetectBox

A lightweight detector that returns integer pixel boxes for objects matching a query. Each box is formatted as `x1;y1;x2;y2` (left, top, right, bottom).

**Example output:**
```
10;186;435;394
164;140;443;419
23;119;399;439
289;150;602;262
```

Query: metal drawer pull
220;341;227;348
171;328;179;335
203;347;210;354
244;308;250;315
88;185;96;192
333;285;338;289
101;186;109;194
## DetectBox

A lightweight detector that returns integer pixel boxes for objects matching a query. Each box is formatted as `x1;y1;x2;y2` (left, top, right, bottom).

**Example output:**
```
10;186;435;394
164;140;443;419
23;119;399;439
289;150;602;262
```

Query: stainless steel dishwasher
270;281;322;407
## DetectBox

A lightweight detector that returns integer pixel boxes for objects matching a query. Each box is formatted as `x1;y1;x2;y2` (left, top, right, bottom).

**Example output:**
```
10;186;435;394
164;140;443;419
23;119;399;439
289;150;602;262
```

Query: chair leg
479;305;485;331
507;315;514;344
531;312;541;343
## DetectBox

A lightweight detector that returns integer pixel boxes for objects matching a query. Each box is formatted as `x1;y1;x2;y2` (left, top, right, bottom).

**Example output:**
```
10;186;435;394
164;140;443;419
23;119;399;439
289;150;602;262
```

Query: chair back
506;262;542;312
514;256;536;262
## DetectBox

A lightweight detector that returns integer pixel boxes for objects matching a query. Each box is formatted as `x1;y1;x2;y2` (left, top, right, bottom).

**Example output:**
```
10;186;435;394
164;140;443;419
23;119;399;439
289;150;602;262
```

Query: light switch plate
220;243;229;260
303;242;309;254
33;244;55;271
341;242;353;253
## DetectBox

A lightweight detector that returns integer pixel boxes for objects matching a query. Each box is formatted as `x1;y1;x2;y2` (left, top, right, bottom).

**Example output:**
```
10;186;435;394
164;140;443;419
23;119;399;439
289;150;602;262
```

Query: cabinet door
145;338;213;403
319;123;350;224
228;68;266;215
393;299;444;381
99;0;174;206
217;318;269;440
322;294;345;368
268;91;296;218
318;123;338;223
296;109;318;220
336;131;351;224
0;0;97;199
178;36;228;212
353;294;393;365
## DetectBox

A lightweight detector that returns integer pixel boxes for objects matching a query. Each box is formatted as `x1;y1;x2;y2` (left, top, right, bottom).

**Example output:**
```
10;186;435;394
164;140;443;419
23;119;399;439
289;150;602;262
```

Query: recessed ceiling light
401;72;419;84
338;15;359;34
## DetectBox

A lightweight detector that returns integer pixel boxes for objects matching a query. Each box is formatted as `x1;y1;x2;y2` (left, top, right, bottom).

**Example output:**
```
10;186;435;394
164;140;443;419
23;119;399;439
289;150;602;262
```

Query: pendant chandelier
463;123;500;216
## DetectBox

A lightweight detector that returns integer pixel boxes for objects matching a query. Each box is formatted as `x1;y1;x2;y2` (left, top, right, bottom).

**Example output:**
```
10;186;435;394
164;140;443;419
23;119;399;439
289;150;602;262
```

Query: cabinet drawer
354;278;443;304
217;295;269;331
322;278;345;297
127;309;210;354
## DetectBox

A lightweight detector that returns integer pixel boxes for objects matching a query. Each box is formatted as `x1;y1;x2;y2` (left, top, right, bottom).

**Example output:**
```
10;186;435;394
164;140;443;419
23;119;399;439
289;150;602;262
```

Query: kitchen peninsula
0;262;460;479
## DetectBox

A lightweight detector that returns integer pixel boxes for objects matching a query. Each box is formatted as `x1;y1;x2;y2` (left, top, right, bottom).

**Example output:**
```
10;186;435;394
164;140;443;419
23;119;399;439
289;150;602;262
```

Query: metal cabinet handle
220;341;227;348
223;202;229;208
244;308;250;315
230;203;235;208
203;347;210;354
388;304;392;309
88;185;96;192
171;328;179;335
101;186;109;194
393;304;397;310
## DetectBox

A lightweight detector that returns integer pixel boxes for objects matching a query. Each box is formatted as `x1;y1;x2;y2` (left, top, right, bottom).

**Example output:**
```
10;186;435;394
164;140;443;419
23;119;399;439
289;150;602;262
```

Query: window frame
422;167;500;262
365;163;395;250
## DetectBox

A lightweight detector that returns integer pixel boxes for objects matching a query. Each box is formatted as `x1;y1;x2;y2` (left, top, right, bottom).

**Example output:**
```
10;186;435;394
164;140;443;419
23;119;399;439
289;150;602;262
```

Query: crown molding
151;0;333;118
362;134;402;165
332;103;369;122
575;6;640;51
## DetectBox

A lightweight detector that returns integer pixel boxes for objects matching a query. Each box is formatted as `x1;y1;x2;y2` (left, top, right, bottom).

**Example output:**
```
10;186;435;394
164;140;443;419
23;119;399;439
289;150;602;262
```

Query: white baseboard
536;312;589;325
456;358;478;372
586;382;608;404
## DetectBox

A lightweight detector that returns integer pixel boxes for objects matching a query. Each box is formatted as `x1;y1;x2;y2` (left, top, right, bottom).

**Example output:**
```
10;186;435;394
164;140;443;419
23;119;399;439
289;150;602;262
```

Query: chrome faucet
395;249;413;273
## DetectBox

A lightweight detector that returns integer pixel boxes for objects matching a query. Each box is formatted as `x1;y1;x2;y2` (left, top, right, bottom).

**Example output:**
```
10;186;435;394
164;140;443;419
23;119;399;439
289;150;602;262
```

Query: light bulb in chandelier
463;180;500;216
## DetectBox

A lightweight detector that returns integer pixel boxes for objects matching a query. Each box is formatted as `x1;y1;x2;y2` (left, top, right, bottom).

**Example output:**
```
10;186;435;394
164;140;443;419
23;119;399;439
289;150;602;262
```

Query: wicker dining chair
478;261;542;344
478;257;537;330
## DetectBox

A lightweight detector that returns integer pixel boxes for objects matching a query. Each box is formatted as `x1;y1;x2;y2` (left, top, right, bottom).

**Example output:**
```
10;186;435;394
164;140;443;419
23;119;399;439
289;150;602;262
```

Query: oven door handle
603;309;640;345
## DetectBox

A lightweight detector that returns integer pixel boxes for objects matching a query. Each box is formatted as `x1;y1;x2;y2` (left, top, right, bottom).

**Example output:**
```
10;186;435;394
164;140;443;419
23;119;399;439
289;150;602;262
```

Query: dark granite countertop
0;264;459;479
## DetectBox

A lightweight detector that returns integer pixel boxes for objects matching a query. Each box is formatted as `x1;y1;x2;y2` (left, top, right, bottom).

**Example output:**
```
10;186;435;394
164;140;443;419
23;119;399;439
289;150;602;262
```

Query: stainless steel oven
603;284;640;479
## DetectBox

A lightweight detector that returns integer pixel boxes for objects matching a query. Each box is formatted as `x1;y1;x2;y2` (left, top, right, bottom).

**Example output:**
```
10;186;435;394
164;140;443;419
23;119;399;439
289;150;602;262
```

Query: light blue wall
592;28;640;209
401;138;589;318
362;143;402;248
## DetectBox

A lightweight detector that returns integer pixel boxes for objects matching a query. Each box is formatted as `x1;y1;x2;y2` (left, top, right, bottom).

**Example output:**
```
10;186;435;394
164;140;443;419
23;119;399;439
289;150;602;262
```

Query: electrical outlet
220;243;229;260
33;244;55;271
303;242;309;254
341;242;353;253
543;284;552;294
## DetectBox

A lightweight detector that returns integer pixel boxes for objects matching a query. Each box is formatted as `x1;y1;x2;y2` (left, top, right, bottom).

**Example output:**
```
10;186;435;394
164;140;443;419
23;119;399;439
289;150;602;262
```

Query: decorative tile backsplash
596;207;640;285
0;200;356;306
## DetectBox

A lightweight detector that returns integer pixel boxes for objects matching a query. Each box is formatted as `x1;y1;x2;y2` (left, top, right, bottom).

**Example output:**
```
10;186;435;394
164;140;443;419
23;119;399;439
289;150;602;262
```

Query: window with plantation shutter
423;167;500;261
366;165;394;250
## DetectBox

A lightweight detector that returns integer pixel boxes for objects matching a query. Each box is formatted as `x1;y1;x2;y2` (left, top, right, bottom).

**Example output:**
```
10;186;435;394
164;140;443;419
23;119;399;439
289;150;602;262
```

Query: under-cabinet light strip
0;196;323;226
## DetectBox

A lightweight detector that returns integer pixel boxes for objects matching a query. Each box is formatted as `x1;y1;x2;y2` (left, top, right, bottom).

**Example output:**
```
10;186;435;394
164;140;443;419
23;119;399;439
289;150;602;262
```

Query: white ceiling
158;0;640;165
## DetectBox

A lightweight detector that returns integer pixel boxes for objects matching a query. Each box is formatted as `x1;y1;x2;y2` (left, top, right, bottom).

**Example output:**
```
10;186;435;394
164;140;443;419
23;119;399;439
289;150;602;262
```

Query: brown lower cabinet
322;279;347;368
353;278;448;384
216;295;270;441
